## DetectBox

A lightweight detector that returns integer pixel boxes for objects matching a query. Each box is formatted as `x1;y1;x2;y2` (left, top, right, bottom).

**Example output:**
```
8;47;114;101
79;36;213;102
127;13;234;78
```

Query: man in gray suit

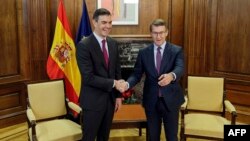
76;8;123;141
120;19;185;141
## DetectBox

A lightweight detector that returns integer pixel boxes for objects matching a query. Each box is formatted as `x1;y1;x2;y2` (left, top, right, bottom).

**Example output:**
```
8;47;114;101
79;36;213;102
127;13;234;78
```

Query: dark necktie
156;47;162;97
102;39;109;68
156;47;162;73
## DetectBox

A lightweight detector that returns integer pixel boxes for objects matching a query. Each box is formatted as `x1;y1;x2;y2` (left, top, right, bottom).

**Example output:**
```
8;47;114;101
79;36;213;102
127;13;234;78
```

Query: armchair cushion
185;113;230;138
29;119;82;141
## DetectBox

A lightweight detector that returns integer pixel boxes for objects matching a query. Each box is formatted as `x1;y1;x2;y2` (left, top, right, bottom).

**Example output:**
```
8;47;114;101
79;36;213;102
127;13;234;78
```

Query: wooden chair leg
139;127;142;136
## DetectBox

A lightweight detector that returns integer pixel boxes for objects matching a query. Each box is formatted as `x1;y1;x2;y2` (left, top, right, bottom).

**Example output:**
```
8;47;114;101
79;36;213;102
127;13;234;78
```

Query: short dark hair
149;19;167;32
93;8;111;22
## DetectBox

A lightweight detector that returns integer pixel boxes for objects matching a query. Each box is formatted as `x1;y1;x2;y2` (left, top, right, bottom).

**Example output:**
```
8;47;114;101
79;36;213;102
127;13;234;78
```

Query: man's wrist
113;80;116;88
126;82;130;90
171;72;176;81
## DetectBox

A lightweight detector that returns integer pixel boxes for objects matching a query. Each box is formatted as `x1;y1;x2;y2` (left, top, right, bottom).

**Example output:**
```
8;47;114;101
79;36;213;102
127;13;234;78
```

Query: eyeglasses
151;31;166;36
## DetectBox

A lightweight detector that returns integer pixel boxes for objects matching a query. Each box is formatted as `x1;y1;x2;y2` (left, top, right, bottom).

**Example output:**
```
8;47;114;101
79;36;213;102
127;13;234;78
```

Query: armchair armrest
181;88;188;110
68;102;82;114
224;100;237;125
67;101;83;125
181;96;188;110
26;108;37;141
224;100;236;113
27;108;36;124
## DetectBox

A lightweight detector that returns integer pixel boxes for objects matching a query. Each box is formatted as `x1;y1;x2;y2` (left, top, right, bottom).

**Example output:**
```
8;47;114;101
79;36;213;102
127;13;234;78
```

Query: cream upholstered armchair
26;79;82;141
180;76;237;141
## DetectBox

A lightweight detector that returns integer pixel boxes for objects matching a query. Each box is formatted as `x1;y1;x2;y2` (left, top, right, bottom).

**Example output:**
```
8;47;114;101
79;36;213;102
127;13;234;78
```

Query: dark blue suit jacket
127;42;184;111
76;34;122;111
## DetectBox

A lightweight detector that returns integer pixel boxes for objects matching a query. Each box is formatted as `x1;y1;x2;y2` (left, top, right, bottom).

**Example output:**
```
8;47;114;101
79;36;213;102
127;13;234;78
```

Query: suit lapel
91;35;107;69
107;38;113;73
148;45;159;77
160;42;171;74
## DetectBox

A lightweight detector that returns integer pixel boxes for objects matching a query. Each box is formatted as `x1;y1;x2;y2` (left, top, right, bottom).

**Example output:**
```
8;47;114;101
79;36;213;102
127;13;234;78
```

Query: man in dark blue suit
121;19;185;141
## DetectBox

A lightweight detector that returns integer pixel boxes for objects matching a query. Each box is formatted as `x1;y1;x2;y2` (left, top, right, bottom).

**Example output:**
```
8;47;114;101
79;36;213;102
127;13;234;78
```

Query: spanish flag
47;0;81;107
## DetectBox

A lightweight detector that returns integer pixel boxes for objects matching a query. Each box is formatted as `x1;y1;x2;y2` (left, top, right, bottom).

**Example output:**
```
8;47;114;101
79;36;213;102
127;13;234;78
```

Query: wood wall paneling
159;0;170;24
214;0;250;77
0;84;26;115
0;0;29;128
185;0;250;108
211;0;250;105
170;0;185;46
0;0;18;77
0;83;27;128
226;79;250;106
28;0;51;80
18;0;30;80
185;0;212;76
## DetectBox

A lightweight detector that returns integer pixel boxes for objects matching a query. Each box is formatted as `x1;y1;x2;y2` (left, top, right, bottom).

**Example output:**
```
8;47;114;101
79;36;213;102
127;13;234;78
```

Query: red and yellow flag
47;0;81;106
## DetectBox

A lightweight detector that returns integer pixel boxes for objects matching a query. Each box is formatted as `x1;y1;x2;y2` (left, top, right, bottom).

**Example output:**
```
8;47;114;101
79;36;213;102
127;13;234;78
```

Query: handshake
114;79;129;93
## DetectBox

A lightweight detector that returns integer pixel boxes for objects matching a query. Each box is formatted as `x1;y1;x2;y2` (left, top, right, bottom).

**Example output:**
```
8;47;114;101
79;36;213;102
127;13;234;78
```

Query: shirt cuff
126;82;130;90
171;72;176;81
113;80;115;88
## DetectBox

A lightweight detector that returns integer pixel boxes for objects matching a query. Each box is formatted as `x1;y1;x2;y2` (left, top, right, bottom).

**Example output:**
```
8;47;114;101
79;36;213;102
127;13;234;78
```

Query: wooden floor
0;122;219;141
0;119;248;141
2;107;248;141
0;122;149;141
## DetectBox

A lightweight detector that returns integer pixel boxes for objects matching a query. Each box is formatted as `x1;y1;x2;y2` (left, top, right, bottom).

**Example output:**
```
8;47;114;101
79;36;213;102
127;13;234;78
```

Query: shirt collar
154;41;166;51
93;32;106;44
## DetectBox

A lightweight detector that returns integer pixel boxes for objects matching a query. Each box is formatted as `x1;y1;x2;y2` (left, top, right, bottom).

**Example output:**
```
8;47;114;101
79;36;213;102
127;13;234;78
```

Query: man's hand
158;73;174;86
115;98;122;112
115;80;128;93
